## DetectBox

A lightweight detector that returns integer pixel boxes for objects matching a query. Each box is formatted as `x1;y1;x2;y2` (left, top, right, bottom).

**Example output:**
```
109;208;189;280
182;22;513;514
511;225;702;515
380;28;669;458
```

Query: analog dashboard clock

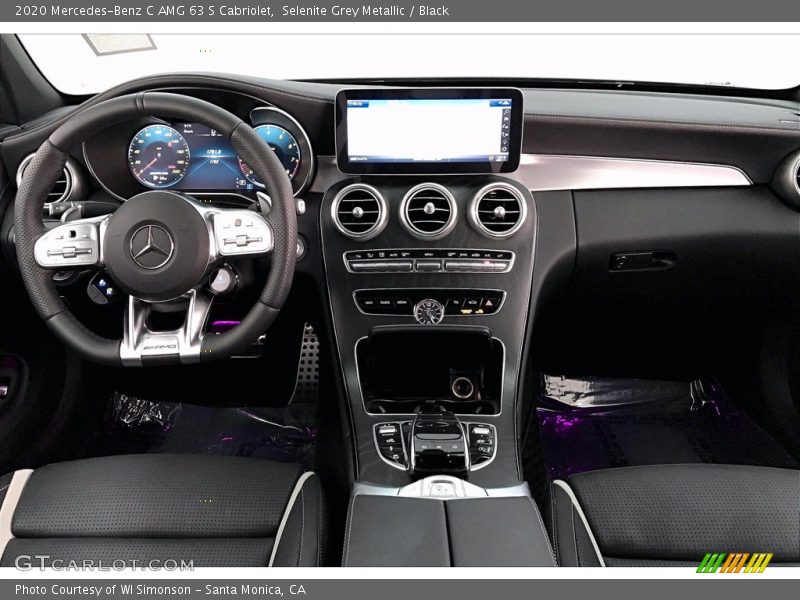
413;298;445;325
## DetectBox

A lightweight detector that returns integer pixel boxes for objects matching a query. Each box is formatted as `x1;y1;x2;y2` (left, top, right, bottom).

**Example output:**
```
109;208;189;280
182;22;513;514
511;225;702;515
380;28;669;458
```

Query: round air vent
771;149;800;210
331;183;388;241
796;160;800;194
468;182;527;238
400;183;457;241
16;153;75;203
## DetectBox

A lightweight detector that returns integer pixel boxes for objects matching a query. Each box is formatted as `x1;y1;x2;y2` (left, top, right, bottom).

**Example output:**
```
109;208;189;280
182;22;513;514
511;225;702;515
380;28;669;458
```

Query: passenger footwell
535;376;798;481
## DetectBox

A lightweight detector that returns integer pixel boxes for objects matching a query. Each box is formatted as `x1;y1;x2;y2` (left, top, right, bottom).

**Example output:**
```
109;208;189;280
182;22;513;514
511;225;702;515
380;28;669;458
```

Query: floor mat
85;392;317;467
536;376;798;481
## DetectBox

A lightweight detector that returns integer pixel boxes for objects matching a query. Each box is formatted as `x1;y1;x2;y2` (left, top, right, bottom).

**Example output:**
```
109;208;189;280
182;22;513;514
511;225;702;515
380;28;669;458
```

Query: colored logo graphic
697;553;773;573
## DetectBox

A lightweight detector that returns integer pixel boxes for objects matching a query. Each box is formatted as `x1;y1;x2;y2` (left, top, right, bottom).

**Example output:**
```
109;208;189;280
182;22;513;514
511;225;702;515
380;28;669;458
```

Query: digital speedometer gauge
128;125;191;188
238;124;302;187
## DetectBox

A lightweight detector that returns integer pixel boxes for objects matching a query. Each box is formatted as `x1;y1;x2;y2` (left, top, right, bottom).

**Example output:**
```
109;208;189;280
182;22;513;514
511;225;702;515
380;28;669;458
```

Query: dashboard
2;74;800;488
84;104;314;203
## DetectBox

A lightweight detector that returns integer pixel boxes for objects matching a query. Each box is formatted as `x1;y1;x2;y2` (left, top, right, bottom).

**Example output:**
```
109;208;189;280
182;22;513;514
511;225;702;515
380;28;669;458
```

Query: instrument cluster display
109;106;314;199
83;101;314;202
128;122;302;192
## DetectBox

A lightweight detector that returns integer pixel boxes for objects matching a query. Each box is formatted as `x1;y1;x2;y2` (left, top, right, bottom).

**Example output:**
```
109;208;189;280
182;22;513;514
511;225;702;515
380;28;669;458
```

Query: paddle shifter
408;403;469;477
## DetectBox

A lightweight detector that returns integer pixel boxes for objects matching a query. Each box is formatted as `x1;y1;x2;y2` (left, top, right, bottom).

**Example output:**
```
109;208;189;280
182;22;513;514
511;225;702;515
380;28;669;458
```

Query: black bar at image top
5;0;800;22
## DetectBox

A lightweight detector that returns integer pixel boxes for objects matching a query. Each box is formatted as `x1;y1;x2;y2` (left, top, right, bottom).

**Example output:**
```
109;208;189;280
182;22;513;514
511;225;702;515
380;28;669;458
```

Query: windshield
18;33;800;95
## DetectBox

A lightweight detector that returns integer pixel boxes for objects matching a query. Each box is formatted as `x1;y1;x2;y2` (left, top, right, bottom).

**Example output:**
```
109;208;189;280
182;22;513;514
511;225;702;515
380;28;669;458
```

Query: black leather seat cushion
0;454;325;567
545;464;800;567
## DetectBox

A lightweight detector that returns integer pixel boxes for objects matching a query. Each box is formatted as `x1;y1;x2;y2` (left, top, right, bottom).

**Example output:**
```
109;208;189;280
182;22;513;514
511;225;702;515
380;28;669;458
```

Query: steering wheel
14;92;297;366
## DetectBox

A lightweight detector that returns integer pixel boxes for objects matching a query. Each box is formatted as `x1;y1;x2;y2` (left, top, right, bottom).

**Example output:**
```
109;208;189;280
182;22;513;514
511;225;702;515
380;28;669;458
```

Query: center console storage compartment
342;479;555;567
357;326;503;415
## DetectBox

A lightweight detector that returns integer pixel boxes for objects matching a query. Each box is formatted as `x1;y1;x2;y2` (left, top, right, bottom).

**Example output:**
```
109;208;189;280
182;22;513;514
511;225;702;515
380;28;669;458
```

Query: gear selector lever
408;403;469;477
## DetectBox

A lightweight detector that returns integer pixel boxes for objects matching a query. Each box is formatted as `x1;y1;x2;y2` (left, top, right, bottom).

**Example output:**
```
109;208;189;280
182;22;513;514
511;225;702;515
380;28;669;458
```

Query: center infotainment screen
335;88;523;175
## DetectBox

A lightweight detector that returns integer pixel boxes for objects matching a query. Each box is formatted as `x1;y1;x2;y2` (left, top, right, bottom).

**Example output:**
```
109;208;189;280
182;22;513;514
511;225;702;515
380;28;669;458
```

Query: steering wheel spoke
33;215;109;269
209;208;273;260
120;289;213;366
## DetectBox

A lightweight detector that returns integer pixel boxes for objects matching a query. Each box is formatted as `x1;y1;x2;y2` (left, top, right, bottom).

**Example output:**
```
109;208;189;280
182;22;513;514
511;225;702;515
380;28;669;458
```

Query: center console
322;87;550;566
322;87;535;490
321;172;535;487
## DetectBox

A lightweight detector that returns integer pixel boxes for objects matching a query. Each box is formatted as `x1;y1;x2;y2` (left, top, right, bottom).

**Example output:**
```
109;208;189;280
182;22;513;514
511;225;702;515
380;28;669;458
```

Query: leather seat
0;454;325;567
545;464;800;567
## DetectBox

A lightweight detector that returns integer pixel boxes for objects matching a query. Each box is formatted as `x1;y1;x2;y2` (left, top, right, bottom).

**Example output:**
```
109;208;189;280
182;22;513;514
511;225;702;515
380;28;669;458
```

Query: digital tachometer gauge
128;124;191;188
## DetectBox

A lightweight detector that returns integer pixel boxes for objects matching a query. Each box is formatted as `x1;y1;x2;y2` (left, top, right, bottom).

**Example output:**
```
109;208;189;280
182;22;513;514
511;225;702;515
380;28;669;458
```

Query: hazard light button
480;297;500;313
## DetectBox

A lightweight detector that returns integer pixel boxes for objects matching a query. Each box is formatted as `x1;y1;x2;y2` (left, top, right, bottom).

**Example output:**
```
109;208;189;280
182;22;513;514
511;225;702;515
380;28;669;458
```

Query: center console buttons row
349;261;413;273
345;249;513;274
355;289;504;317
446;297;499;315
443;260;509;273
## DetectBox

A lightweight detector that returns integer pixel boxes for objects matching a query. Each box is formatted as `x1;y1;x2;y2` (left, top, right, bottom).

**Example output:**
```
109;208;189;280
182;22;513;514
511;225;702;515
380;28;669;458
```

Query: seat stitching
525;494;557;566
570;505;580;567
0;485;10;495
550;483;560;566
315;478;322;567
268;471;314;567
341;493;356;567
552;480;606;566
297;488;305;567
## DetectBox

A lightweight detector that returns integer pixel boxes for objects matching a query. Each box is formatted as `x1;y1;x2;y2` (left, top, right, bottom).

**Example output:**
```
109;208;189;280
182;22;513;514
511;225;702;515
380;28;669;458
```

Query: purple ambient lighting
535;377;798;481
209;320;241;333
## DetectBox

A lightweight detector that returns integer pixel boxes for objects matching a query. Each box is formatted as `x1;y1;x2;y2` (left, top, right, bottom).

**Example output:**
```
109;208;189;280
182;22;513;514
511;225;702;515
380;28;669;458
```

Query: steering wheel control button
34;220;104;268
209;267;237;296
87;273;122;305
214;211;273;257
129;224;174;270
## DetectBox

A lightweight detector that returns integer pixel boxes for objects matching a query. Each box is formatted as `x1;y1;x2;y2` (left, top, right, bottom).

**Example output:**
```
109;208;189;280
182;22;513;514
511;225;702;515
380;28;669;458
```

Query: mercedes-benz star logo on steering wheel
129;224;175;270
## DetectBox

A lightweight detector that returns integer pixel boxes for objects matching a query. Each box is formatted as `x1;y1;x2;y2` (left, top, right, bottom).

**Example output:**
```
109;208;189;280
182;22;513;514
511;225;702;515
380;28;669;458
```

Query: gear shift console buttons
467;422;497;470
373;422;408;469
